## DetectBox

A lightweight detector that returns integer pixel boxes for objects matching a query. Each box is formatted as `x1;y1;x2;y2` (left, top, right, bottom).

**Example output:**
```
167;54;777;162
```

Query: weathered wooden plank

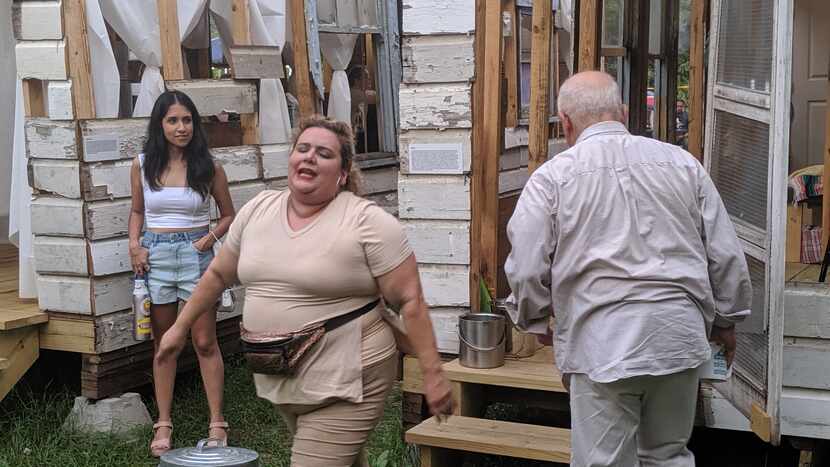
468;0;486;312
782;337;830;391
687;0;706;159
528;0;552;172
503;0;518;128
79;118;147;162
289;0;317;117
166;80;257;116
212;146;262;183
398;175;471;220
25;118;78;160
22;79;47;117
402;35;474;84
781;387;830;439
260;143;292;180
225;181;268;212
399;129;472;174
157;0;185;81
33;236;88;275
399;83;472;129
28;159;81;198
13;1;63;40
85;198;132;240
500;146;529;171
15;40;67;80
429;307;467;354
360;165;398;195
401;0;475;35
47;80;74;120
81;160;134;201
88;237;131;276
784;283;830;338
30;197;84;237
64;0;95;118
499;167;530;194
39;315;96;354
403;220;470;265
578;0;600;71
229;45;285;79
37;273;132;316
420;264;470;307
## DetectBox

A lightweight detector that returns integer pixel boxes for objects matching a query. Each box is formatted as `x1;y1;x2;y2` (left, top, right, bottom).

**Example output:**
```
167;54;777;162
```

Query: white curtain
211;0;292;143
100;0;208;117
86;0;120;117
319;33;357;124
9;80;36;299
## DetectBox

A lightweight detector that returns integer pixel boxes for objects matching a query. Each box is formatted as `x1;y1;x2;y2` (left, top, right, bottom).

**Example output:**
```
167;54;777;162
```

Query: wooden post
290;0;317;117
624;0;650;135
578;0;601;71
823;77;830;253
504;0;519;128
479;0;505;299
469;0;487;309
657;0;679;143
364;34;376;90
157;0;185;81
22;80;46;117
528;0;552;173
64;0;95;119
687;0;706;160
232;0;258;144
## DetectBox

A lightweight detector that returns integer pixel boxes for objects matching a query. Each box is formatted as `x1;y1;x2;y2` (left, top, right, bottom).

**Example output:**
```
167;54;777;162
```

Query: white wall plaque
408;143;464;174
83;134;121;162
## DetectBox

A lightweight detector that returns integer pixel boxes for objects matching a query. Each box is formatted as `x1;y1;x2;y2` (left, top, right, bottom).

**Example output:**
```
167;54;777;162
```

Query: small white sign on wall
409;143;464;174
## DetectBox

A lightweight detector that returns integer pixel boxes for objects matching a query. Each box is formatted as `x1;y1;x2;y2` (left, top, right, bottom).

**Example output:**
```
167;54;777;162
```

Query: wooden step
0;327;40;401
406;415;570;465
0;308;48;331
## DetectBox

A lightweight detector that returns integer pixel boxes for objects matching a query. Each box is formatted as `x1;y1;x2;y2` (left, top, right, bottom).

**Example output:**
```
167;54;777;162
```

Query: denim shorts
141;229;214;304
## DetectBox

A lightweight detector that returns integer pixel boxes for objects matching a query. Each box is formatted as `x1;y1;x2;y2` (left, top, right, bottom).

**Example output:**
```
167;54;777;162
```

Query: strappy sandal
205;421;229;447
150;421;173;457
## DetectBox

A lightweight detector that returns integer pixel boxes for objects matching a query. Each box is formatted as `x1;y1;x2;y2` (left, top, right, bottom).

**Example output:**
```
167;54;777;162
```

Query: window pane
716;0;774;92
710;110;770;231
602;0;624;47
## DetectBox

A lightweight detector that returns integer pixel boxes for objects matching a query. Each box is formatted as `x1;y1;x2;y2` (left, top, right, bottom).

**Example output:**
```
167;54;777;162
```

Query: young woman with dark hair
128;90;236;457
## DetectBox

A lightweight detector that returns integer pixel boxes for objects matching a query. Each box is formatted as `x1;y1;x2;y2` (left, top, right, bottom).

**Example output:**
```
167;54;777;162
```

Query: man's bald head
557;71;625;145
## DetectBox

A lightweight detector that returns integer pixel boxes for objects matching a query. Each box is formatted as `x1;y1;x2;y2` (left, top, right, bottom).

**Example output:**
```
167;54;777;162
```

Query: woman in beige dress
156;116;453;465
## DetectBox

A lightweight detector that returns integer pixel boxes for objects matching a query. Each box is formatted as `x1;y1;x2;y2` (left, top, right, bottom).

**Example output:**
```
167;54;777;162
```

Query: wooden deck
0;244;46;331
786;262;824;284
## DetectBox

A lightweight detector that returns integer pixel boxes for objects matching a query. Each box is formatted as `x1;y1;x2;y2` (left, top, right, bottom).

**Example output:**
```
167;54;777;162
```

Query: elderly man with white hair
505;71;753;466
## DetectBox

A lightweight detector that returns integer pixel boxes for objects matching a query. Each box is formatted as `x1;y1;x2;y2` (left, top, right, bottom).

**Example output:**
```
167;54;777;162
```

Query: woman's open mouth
297;168;317;179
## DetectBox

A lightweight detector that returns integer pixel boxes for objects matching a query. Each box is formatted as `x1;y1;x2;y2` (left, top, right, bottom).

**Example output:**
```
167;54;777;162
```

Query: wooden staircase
0;244;48;402
403;346;572;465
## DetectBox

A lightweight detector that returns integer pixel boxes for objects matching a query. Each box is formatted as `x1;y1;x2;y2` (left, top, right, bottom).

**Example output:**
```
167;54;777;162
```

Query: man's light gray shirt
505;121;752;383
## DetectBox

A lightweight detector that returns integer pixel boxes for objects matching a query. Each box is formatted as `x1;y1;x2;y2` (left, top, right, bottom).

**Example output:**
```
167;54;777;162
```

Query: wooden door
791;0;830;171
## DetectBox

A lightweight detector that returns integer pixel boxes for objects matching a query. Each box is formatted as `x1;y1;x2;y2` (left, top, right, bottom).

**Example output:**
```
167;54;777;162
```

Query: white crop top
139;154;211;229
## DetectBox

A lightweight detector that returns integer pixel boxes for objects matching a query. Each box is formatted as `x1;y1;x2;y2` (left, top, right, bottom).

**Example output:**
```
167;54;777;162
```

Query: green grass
0;356;409;467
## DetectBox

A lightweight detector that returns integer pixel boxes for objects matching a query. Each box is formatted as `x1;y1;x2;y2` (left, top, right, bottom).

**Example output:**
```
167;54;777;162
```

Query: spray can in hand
133;275;152;341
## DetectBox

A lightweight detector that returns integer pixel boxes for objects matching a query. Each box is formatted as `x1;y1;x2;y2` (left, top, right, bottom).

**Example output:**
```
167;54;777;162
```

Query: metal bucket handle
196;438;228;450
458;323;505;352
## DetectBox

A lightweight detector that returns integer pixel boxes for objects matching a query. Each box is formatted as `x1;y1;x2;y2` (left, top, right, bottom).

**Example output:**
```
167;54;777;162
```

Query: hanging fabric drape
319;33;357;124
555;0;575;74
85;0;120;117
100;0;208;117
9;80;36;298
211;0;292;143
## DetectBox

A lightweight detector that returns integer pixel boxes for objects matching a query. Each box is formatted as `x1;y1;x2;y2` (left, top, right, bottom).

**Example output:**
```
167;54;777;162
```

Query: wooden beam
63;0;95;119
156;0;185;81
504;0;519;128
528;0;552;173
657;0;679;143
687;0;706;160
469;0;487;310
22;79;46;117
476;0;504;299
823;76;830;253
751;401;772;443
289;0;316;117
578;0;601;71
365;34;376;90
624;0;650;135
232;0;252;45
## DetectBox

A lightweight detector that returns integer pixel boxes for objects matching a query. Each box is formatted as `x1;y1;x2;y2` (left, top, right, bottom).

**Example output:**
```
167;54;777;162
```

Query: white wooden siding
212;146;262;183
398;175;470;220
79;119;147;162
429;307;467;354
403;220;470;265
420;263;470;307
166;80;257;116
500;146;529;171
399;129;472;174
499;167;530;194
29;160;81;198
781;387;830;439
47;80;73;120
16;40;67;80
25;119;77;159
260;144;291;180
224;181;268;212
399;83;472;129
85;199;132;240
504;127;530;149
31;197;85;237
402;35;474;83
782;337;830;391
783;284;830;338
401;0;475;35
37;273;133;316
360;165;399;194
81;160;134;201
12;1;63;41
33;236;88;275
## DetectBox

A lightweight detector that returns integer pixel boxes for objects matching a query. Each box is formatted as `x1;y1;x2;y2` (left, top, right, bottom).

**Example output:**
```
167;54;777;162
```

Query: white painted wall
0;0;16;242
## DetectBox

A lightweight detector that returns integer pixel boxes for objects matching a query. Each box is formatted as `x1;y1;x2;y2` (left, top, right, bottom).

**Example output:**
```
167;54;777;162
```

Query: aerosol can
133;275;152;341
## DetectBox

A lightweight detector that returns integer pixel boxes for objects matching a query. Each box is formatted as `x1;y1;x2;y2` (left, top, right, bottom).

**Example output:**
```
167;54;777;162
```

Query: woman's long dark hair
142;90;214;199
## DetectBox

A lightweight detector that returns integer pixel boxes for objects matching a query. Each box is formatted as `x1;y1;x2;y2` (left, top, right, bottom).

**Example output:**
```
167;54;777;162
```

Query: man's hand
711;324;737;367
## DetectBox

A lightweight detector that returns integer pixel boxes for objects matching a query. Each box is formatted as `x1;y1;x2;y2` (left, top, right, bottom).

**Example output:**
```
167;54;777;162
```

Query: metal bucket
159;439;259;467
458;313;506;369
